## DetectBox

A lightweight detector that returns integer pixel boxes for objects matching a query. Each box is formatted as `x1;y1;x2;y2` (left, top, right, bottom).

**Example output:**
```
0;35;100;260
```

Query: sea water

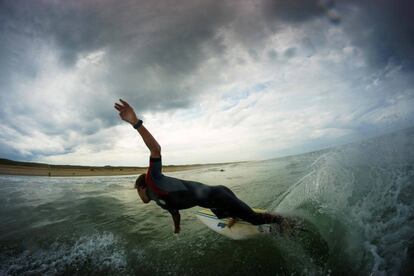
1;128;413;275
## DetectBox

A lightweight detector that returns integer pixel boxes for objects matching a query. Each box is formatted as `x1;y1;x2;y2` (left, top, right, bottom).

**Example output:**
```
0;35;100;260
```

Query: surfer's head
135;174;150;203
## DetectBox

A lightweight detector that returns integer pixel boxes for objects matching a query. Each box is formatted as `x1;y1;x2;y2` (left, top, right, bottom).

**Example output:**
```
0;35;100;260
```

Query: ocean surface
1;128;413;275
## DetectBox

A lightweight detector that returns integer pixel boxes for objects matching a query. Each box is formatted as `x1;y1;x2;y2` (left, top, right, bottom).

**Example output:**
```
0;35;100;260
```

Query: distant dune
0;158;228;177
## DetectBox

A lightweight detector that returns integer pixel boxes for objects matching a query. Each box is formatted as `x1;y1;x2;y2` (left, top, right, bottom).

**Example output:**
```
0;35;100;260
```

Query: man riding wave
114;99;286;234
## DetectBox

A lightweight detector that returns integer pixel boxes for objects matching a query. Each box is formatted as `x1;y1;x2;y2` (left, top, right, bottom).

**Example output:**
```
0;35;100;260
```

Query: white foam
2;232;127;275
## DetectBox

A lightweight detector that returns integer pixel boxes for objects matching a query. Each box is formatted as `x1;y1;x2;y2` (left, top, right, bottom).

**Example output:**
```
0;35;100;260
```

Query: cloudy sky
1;0;413;166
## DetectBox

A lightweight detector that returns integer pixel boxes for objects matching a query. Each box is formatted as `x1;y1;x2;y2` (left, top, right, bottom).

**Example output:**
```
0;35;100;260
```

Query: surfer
114;99;286;234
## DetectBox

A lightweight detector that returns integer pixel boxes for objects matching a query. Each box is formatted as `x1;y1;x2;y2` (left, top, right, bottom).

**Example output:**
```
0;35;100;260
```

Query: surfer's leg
209;186;258;223
228;203;278;225
234;208;284;225
211;186;284;225
210;208;231;219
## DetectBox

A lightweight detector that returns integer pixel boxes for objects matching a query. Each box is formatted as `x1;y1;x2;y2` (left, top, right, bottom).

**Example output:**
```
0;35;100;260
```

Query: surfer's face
137;187;150;204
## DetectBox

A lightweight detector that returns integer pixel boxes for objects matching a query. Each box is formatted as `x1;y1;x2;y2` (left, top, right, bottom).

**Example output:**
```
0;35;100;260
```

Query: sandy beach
0;158;224;177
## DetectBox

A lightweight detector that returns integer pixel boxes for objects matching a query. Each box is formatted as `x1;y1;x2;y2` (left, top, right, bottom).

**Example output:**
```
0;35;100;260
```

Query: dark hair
135;174;146;189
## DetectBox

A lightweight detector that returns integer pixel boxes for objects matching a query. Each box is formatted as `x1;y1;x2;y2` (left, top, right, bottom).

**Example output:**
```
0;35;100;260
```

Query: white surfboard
194;208;280;240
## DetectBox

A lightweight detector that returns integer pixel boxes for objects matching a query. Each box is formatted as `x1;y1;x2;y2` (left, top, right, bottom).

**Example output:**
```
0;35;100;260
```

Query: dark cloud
2;0;412;81
0;144;28;161
0;0;231;106
262;0;324;24
0;0;233;140
340;0;414;70
260;0;414;70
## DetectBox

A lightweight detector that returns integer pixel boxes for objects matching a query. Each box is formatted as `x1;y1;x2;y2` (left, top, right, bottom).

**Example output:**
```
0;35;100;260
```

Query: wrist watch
133;119;143;129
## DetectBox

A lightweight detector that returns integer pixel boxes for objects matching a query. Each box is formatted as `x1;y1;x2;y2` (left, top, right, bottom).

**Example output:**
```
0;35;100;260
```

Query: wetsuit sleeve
148;156;163;179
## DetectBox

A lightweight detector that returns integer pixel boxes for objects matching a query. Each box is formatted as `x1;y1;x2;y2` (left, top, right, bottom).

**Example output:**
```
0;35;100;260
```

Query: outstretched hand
114;99;139;125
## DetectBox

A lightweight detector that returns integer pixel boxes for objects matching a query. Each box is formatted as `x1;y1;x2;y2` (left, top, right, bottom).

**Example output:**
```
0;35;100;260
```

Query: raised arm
114;99;161;158
168;209;181;234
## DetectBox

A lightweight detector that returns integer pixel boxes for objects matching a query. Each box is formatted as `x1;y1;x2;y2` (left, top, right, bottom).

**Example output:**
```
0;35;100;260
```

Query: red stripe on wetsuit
146;159;168;197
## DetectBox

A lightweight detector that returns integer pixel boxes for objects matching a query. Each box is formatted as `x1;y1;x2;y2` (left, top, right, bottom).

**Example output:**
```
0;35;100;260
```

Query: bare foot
228;218;237;228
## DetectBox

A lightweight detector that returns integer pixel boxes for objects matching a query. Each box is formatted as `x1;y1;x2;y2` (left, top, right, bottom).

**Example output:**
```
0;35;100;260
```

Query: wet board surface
194;208;280;240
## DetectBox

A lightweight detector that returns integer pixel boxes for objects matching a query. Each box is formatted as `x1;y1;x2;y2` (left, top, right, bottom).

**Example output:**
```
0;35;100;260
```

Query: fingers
119;99;130;107
114;103;123;111
114;99;132;117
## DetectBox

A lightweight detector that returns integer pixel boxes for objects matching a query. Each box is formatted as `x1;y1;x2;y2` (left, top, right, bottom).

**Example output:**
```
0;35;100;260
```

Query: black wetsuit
145;157;281;225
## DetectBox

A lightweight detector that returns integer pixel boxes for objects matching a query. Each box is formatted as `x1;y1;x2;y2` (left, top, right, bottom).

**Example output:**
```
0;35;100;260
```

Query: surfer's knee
217;185;235;195
215;185;227;192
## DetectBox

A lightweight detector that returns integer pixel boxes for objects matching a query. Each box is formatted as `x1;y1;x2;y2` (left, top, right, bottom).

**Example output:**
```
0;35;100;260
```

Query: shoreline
0;158;231;177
